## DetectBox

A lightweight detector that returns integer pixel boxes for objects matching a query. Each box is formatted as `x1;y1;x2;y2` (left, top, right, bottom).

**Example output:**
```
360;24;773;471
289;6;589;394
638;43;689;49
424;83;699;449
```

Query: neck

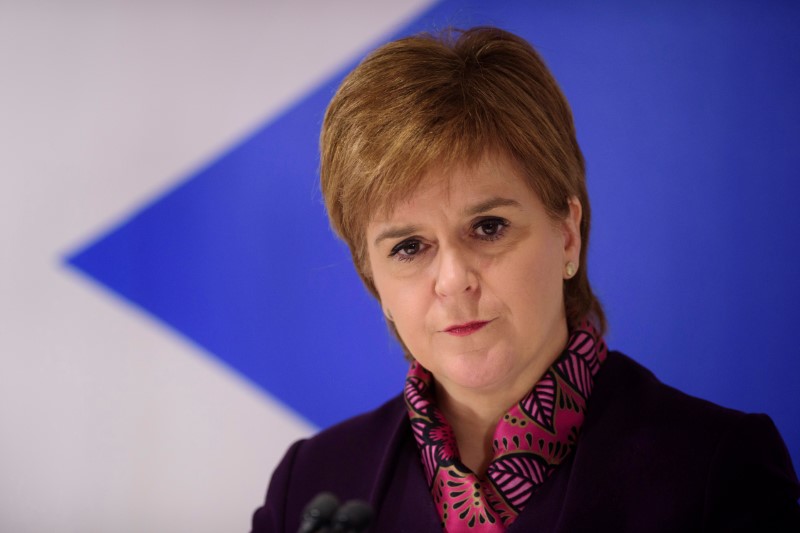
436;325;569;476
436;387;506;476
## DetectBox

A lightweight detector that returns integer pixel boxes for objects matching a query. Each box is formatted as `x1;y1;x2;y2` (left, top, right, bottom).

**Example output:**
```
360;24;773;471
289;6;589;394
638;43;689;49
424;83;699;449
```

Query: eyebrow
464;197;521;216
373;225;420;247
372;197;521;247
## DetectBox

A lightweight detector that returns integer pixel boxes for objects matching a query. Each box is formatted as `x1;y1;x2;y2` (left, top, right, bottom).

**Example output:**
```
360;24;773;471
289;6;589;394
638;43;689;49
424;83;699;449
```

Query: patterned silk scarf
404;322;607;532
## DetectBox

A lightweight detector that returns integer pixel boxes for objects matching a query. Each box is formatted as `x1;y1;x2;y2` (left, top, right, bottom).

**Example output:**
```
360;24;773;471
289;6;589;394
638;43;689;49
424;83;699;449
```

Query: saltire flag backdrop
2;1;798;531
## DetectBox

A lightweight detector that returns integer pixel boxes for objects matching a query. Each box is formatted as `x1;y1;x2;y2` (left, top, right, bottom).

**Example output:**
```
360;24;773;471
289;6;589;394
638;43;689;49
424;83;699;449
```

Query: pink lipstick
444;320;490;337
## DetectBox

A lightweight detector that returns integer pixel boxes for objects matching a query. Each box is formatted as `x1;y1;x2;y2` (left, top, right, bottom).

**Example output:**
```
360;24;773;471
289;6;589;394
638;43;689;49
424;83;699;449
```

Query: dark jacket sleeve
251;439;305;533
702;413;800;531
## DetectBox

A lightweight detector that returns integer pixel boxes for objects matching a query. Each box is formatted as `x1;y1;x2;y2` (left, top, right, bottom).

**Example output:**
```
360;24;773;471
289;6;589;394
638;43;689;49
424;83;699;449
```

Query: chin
438;346;516;390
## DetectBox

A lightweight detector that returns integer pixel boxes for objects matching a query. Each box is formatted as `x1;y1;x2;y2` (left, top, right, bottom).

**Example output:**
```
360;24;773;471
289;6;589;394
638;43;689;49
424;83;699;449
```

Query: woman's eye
474;218;508;240
389;239;423;261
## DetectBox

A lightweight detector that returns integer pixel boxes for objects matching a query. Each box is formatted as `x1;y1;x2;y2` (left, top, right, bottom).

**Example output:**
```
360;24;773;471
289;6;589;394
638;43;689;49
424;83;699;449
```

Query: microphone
297;492;339;533
330;500;374;532
297;492;374;533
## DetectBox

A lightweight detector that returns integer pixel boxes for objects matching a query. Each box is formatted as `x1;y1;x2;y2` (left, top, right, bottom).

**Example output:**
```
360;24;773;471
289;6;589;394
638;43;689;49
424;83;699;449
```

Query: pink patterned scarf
404;322;607;532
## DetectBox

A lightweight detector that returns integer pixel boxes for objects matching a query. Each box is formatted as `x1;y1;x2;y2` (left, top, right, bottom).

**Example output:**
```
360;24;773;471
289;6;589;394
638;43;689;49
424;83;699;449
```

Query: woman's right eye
389;239;424;261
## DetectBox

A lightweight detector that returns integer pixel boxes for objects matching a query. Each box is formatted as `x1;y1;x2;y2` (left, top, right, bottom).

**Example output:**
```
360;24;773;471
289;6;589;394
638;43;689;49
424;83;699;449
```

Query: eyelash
388;217;510;262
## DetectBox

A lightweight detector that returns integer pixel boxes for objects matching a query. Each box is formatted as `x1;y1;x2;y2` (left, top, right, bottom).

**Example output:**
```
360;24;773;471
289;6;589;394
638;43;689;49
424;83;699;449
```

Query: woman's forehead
367;155;531;225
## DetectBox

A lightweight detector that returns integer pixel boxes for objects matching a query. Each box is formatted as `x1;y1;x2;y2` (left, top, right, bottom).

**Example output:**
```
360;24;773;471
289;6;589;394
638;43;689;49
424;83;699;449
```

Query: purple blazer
252;352;800;532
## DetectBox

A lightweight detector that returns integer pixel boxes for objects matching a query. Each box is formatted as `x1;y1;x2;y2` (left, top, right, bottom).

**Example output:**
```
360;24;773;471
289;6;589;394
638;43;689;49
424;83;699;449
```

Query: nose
434;243;478;297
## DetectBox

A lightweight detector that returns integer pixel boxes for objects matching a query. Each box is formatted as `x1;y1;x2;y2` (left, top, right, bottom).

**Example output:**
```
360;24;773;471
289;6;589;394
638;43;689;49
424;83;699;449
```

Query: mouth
443;320;491;337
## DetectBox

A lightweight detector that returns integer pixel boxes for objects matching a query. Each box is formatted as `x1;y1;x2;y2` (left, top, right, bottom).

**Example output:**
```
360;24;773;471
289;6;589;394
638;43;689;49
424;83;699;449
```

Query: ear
562;196;582;265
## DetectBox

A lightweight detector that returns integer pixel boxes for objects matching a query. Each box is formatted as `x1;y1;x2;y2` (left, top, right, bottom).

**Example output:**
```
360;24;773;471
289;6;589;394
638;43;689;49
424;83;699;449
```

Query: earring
383;307;393;321
565;261;577;279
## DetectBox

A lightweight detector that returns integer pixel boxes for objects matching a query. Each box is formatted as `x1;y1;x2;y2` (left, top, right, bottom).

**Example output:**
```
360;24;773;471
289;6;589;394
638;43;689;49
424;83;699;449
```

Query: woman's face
366;153;582;397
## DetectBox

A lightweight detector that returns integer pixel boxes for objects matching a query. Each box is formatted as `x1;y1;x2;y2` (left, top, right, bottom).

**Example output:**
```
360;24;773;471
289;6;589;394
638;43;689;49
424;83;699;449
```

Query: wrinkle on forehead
369;149;520;225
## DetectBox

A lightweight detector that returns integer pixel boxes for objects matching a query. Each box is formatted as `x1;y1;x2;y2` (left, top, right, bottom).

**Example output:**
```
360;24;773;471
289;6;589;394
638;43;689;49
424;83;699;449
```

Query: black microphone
297;492;339;533
330;499;374;533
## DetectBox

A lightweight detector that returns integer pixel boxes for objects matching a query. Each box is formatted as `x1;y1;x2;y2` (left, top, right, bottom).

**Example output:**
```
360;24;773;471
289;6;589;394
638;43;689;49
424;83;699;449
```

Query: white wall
0;1;433;531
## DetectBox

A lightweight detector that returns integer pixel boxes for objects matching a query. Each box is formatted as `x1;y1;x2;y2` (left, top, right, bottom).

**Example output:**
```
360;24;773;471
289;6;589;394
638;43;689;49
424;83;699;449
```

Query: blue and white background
2;1;798;531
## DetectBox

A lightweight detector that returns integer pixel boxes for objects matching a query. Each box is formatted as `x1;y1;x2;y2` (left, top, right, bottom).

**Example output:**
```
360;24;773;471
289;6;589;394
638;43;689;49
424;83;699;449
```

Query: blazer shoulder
595;351;748;433
252;394;410;533
581;350;755;484
298;393;407;454
287;392;407;489
703;412;800;530
579;351;799;530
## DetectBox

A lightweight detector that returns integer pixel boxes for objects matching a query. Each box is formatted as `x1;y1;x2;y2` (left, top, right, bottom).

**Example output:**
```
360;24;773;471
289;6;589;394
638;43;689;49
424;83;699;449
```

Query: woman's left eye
389;238;426;262
473;217;509;240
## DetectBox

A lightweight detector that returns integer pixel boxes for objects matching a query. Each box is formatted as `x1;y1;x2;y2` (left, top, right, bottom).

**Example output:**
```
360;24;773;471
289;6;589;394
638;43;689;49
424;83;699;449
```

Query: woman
252;27;799;532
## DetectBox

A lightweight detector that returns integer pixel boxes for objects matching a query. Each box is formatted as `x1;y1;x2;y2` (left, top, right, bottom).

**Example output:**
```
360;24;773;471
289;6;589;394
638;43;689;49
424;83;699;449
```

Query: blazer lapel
367;396;443;531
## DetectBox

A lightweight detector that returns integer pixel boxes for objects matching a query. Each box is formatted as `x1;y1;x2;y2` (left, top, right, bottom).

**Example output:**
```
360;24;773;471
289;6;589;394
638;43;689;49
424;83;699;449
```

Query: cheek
367;253;396;306
382;287;436;360
392;284;432;328
372;268;429;325
501;242;565;310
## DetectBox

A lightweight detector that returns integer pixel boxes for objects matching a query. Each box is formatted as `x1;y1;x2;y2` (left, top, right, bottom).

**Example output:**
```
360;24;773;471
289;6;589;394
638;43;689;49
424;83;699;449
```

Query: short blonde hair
320;26;606;334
